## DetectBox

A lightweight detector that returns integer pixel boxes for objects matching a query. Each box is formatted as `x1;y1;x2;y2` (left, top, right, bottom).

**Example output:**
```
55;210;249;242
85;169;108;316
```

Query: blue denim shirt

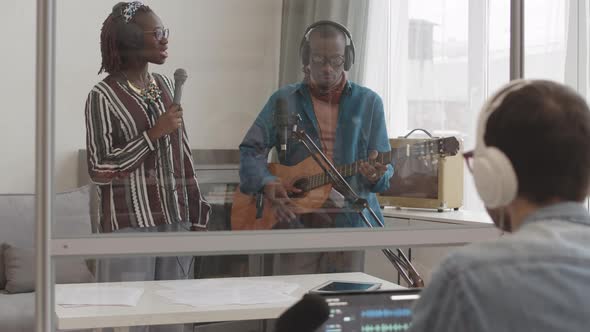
238;81;393;227
410;202;590;332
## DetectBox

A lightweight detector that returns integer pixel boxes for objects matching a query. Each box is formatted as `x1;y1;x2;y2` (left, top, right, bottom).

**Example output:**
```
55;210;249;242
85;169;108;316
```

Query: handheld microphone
275;294;330;332
274;98;289;161
173;68;188;105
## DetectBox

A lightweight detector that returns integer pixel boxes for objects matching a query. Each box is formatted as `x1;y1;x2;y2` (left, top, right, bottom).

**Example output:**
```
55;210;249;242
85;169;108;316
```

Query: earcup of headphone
301;41;310;66
344;45;353;71
472;147;518;208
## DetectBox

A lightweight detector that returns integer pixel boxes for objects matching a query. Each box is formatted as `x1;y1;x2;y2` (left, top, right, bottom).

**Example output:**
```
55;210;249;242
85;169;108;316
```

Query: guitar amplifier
377;137;463;211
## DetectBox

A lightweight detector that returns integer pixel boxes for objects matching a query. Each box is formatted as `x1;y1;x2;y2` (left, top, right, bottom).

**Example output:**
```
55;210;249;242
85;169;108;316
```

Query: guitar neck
305;151;394;191
304;138;454;192
337;150;395;177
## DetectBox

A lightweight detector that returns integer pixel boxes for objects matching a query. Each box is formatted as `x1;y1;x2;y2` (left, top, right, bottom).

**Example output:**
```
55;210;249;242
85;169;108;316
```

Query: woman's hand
147;104;183;141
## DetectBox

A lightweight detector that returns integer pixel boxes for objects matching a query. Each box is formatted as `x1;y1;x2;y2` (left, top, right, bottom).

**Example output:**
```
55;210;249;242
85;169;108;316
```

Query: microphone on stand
173;69;190;227
274;98;290;162
275;294;330;332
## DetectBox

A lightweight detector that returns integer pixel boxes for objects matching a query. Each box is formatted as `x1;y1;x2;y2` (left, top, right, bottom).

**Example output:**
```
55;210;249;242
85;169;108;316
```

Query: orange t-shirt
311;96;339;161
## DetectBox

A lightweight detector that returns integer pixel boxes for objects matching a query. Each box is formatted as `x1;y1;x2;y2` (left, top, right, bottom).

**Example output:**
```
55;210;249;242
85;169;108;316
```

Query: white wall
0;1;36;194
0;0;282;193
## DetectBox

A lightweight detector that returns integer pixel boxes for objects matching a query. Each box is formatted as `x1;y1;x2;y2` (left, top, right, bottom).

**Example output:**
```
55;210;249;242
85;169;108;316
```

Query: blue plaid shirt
239;81;393;227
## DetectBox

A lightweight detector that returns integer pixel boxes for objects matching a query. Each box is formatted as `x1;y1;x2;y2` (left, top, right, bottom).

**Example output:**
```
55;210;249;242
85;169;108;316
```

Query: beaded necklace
123;73;162;105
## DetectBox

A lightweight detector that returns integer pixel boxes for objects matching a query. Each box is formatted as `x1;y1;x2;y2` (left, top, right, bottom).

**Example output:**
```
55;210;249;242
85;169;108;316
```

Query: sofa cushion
4;245;94;294
0;185;93;250
53;185;95;238
0;243;6;290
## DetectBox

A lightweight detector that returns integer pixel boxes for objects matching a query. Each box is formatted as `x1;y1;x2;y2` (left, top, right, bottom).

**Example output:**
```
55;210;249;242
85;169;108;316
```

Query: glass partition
50;0;513;240
2;0;588;330
45;1;513;293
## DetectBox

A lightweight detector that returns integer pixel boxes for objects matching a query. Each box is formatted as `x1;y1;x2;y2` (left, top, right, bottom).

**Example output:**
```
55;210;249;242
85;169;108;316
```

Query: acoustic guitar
231;137;460;230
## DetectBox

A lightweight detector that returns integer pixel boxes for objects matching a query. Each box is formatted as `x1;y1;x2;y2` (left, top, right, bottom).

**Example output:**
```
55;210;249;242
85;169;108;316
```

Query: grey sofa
0;186;94;332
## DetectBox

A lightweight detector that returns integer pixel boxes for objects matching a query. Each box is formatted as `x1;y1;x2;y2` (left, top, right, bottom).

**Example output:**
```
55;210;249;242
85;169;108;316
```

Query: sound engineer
410;80;590;332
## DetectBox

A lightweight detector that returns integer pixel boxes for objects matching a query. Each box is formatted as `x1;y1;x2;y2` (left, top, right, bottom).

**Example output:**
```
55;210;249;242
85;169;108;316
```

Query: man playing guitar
236;20;459;276
238;21;392;232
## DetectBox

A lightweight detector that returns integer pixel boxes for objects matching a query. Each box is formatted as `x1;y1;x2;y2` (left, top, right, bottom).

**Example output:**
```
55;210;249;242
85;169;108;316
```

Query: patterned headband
122;1;144;23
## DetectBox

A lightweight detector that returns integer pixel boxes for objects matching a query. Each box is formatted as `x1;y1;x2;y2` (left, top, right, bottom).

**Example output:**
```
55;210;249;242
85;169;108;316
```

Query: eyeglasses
463;150;474;173
310;54;345;67
144;27;169;41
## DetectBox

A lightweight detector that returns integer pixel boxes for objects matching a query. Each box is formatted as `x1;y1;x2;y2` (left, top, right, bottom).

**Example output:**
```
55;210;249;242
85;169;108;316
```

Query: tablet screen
318;289;421;332
315;281;380;293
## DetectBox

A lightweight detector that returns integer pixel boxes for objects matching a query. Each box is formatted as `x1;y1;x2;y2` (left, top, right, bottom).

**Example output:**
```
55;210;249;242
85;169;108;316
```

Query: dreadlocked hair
98;3;152;74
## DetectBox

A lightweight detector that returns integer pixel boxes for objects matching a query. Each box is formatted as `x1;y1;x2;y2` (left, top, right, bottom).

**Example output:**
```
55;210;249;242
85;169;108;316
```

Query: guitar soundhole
289;178;309;198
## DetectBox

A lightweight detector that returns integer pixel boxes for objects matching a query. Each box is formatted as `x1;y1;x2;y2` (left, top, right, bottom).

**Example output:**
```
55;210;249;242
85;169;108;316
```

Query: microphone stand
291;119;424;288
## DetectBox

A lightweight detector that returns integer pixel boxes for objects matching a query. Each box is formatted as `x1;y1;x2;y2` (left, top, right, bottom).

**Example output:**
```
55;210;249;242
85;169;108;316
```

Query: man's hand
147;104;183;141
359;150;388;183
263;180;302;223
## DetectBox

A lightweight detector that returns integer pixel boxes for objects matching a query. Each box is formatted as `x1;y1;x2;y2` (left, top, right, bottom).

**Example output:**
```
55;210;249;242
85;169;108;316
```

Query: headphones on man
472;79;532;208
299;20;356;71
111;2;144;51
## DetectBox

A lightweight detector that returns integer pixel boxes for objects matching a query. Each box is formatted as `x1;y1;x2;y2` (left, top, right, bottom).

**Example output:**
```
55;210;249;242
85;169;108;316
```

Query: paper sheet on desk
155;288;295;307
238;288;296;305
158;279;299;295
56;285;144;307
156;280;298;307
156;288;237;306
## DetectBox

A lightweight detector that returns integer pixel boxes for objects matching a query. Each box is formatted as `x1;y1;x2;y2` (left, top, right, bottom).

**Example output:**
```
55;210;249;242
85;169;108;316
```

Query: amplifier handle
403;128;433;138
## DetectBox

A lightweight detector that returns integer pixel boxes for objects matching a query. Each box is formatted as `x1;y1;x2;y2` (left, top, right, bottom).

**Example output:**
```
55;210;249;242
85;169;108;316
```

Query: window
364;0;509;211
364;0;587;211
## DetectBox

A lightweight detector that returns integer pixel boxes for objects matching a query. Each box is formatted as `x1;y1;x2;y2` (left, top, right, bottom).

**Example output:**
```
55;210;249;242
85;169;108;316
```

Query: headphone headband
299;20;356;71
475;79;532;151
302;20;353;44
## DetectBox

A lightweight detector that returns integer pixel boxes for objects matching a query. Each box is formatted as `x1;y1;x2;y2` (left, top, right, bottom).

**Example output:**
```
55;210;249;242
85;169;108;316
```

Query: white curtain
362;0;408;138
585;0;590;98
362;0;490;211
279;0;370;85
565;0;590;97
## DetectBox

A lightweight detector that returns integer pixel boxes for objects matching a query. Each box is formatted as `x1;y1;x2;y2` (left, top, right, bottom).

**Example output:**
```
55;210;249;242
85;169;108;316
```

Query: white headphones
473;80;532;208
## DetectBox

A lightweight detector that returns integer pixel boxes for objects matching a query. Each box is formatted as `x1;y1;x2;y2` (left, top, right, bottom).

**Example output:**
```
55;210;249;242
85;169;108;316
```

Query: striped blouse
85;73;210;232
